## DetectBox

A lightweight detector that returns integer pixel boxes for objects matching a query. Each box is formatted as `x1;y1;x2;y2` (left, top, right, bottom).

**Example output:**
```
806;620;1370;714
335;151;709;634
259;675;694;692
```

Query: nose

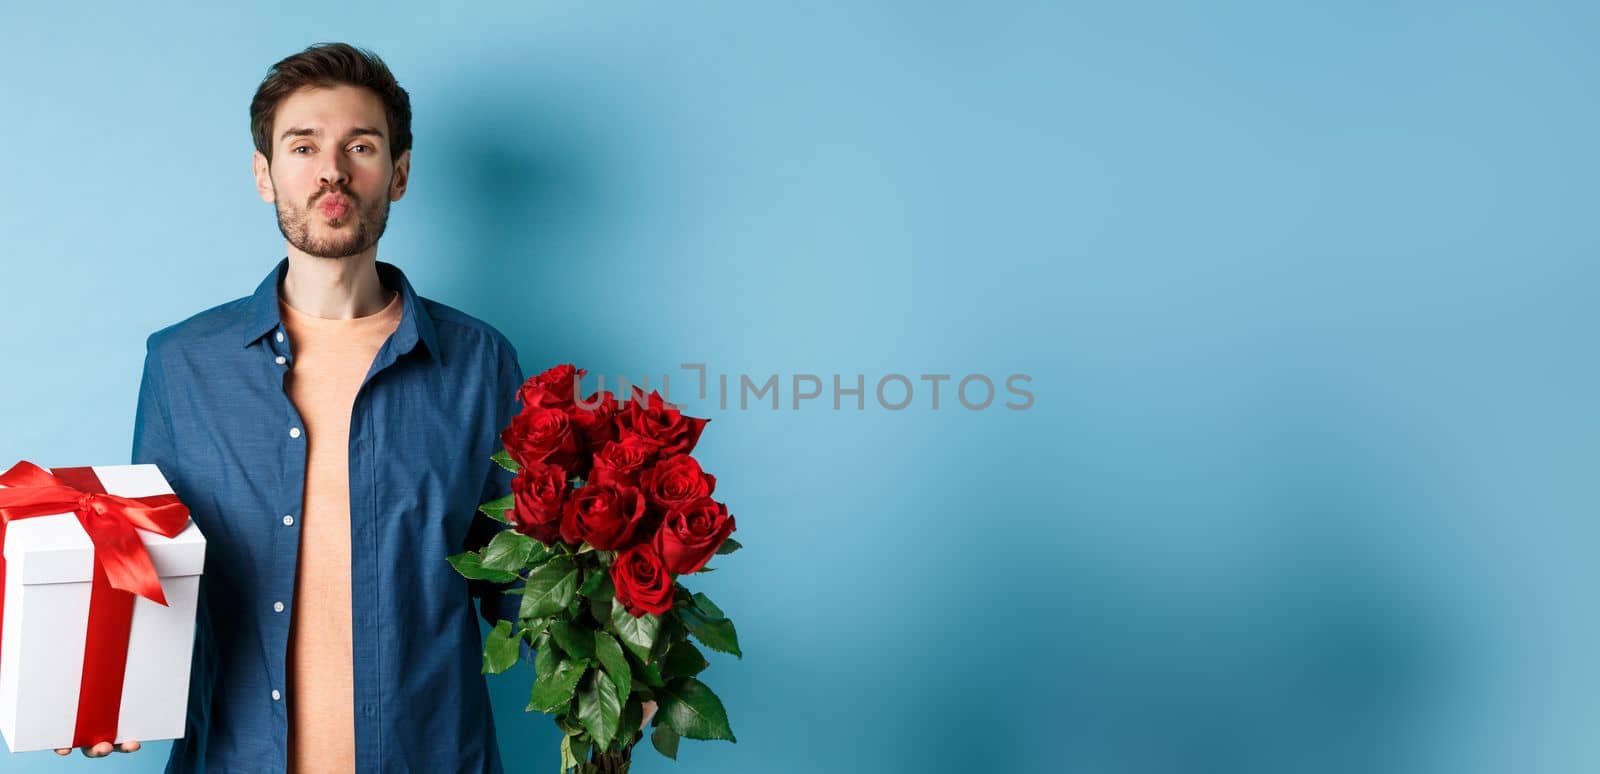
316;153;351;191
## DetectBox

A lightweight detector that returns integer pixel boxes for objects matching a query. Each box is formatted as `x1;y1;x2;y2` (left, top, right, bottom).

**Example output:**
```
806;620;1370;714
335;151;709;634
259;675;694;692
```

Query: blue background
2;1;1596;772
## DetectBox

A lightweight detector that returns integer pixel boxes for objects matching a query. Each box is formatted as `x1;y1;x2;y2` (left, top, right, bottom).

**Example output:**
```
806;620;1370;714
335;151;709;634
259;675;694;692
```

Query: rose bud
559;481;651;551
518;364;585;411
611;543;675;616
508;463;568;545
500;406;581;471
639;454;716;514
654;497;736;575
589;437;655;489
616;387;709;458
569;390;620;455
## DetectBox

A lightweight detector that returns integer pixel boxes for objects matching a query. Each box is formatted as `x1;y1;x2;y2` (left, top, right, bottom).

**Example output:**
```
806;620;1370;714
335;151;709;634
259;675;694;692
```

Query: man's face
252;85;410;259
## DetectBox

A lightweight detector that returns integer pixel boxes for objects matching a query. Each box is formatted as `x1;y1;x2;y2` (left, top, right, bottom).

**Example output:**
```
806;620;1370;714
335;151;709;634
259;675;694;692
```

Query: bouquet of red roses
449;364;741;773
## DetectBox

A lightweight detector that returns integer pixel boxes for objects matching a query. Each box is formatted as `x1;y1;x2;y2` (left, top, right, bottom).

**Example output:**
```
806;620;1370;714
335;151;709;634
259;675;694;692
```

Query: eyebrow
278;126;386;143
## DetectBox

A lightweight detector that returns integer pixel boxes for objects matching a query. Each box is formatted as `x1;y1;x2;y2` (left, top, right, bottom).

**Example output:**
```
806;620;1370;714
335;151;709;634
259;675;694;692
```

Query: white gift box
0;464;206;752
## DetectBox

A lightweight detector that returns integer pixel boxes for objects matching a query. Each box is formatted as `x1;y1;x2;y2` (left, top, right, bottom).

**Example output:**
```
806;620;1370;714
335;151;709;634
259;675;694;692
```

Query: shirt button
275;331;285;343
274;355;287;365
289;427;301;439
271;689;281;701
283;514;295;526
273;601;285;613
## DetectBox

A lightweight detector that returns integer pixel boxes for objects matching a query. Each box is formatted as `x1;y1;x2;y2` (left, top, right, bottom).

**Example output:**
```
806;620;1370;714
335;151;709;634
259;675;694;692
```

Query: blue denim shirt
133;258;525;773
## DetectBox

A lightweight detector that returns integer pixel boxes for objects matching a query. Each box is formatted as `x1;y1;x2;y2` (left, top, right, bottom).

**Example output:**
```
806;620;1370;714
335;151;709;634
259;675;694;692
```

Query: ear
252;151;275;203
389;149;410;202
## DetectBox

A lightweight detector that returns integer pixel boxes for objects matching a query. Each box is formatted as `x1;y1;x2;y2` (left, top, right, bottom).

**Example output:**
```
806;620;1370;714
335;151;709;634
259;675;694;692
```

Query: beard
273;182;391;259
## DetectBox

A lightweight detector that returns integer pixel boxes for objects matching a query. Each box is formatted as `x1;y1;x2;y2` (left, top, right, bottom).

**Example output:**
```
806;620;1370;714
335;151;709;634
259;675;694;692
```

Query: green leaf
715;537;742;555
492;448;521;474
658;677;737;742
593;631;633;702
632;658;665;688
534;635;557;682
522;618;551;645
578;568;608;597
521;557;579;619
651;723;681;759
662;639;710;679
568;735;590;768
526;540;555;567
481;530;538;571
550;620;596;661
617;695;643;749
650;619;680;665
691;592;727;620
678;603;742;657
560;733;578;773
578;670;623;751
478;494;515;524
528;659;587;713
447;550;519;583
608;603;661;662
586;573;616;623
588;595;614;625
555;714;583;736
482;620;519;674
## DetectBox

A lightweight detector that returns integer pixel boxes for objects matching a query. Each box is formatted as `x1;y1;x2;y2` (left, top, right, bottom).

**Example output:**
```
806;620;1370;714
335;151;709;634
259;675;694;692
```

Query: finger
54;748;70;755
91;741;114;757
117;739;141;753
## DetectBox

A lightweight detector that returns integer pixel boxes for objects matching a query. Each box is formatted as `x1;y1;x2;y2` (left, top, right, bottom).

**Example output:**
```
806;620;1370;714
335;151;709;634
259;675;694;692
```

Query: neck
280;248;393;319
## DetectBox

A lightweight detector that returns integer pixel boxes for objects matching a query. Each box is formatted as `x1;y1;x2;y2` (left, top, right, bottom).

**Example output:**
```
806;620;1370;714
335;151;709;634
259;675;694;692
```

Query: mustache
309;186;358;208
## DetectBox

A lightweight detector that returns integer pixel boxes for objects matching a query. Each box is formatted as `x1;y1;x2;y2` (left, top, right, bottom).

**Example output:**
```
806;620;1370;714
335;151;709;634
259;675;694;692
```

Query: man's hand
54;740;140;757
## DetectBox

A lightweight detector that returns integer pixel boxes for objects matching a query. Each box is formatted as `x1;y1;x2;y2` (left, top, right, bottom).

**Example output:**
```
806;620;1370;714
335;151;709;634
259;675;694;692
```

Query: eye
292;146;312;154
350;144;372;153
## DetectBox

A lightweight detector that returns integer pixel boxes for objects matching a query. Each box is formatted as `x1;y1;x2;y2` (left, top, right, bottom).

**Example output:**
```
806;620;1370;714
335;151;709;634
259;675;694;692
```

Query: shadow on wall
420;75;644;767
422;83;632;376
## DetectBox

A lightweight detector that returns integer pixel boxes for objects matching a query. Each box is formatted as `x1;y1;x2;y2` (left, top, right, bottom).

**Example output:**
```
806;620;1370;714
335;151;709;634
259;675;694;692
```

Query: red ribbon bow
0;460;190;605
0;460;193;748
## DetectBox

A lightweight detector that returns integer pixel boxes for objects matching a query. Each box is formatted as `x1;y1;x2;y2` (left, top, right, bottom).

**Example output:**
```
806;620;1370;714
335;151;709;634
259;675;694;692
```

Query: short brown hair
249;42;412;164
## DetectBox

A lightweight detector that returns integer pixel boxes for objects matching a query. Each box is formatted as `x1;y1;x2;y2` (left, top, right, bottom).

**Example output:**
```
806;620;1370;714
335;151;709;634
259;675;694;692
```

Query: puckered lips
316;193;352;220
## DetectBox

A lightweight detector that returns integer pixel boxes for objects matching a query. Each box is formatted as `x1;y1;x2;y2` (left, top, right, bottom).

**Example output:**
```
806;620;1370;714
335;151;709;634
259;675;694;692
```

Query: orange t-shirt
278;289;403;774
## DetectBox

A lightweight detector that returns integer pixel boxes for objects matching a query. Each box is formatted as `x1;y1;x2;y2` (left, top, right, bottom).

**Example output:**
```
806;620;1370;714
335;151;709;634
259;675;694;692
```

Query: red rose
508;463;567;545
569;390;620;456
639;454;716;513
559;481;651;550
519;387;571;415
589;437;655;488
654;497;736;574
500;407;581;471
616;387;709;458
611;543;674;616
518;364;584;411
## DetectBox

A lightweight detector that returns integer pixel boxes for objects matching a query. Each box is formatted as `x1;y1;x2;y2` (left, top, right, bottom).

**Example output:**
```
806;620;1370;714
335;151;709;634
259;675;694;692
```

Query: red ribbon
0;460;191;748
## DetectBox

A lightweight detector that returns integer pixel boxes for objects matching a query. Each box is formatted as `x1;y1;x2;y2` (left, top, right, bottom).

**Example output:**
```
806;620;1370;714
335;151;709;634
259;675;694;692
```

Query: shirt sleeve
463;340;528;642
132;334;179;476
131;334;223;718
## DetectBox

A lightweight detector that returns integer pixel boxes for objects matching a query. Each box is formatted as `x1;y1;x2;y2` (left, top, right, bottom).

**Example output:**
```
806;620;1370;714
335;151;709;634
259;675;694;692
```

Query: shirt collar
238;257;441;363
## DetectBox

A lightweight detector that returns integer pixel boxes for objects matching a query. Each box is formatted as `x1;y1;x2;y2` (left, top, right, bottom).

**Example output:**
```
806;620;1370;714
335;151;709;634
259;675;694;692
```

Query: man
57;43;527;771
